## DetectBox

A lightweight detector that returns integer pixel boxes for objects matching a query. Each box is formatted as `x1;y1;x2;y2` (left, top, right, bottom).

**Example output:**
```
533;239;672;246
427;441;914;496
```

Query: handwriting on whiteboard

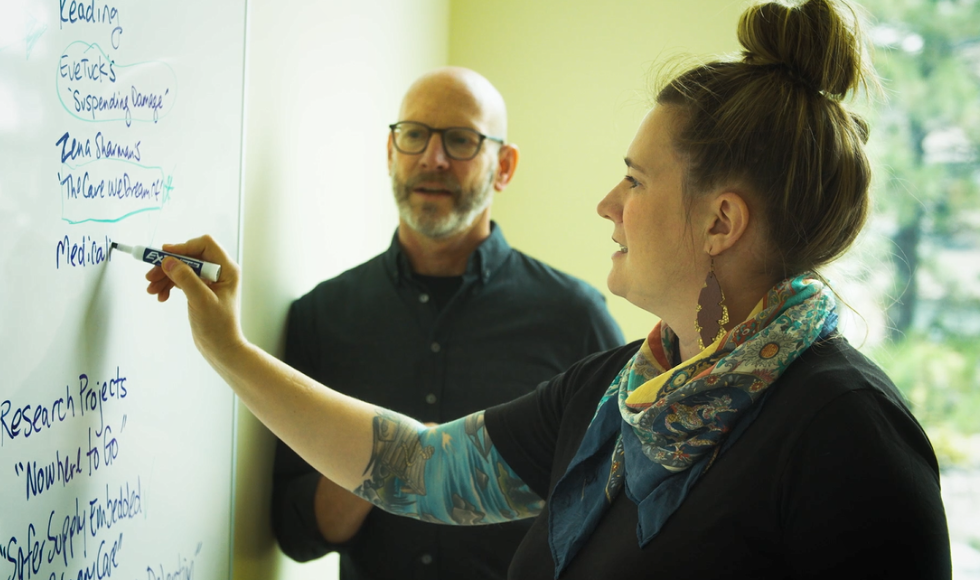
1;367;128;448
57;42;177;127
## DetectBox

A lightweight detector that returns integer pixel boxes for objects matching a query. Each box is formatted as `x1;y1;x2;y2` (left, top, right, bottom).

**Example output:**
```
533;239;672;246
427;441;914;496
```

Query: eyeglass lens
393;123;484;160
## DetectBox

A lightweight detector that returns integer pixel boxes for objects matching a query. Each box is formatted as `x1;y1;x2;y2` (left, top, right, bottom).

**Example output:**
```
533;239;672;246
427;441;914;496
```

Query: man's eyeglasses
389;121;505;161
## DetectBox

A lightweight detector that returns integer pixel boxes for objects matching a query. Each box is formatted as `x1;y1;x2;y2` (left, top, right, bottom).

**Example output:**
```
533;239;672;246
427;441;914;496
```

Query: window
835;0;980;575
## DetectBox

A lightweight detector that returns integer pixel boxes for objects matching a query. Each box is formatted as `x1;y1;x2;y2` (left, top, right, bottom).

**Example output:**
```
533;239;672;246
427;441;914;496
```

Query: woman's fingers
144;235;239;301
148;235;245;361
160;256;212;304
146;266;175;301
163;235;237;277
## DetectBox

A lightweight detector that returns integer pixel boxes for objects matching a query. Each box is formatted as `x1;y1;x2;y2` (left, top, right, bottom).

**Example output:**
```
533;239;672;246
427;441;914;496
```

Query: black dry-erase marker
112;242;222;282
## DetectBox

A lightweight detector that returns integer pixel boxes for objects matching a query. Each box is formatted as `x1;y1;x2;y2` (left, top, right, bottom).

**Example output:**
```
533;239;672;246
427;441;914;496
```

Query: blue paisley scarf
548;274;838;577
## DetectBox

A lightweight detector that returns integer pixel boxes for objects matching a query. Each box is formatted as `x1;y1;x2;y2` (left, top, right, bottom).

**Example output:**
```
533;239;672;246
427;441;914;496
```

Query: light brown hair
657;0;877;277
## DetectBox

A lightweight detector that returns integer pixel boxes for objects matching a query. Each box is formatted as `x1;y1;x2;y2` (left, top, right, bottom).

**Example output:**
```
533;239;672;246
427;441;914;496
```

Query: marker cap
200;262;222;282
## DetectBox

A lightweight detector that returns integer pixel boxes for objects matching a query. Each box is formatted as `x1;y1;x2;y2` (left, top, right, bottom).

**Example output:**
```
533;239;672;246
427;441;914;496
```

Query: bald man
271;67;623;580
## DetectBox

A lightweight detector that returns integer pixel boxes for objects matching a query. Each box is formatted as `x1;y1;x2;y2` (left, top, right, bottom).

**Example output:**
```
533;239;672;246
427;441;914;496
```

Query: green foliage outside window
870;334;980;465
848;0;980;468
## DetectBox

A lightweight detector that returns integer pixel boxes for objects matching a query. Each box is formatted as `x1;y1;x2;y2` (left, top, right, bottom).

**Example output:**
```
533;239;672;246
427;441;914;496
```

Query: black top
486;336;951;579
412;273;463;311
272;223;625;580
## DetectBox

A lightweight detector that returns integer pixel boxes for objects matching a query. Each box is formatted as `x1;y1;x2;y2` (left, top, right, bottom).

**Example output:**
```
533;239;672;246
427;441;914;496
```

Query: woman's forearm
209;340;385;491
353;410;545;524
212;343;543;524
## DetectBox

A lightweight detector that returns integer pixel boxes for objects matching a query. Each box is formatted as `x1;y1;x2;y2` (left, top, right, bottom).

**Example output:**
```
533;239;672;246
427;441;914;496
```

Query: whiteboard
0;0;246;578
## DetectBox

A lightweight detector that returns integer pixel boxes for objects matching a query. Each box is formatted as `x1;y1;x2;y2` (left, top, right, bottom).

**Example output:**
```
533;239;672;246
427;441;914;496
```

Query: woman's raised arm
146;235;542;524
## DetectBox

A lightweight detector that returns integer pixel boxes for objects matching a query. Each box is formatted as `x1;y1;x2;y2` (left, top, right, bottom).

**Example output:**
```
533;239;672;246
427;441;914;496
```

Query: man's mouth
414;186;453;195
406;173;460;197
619;245;628;253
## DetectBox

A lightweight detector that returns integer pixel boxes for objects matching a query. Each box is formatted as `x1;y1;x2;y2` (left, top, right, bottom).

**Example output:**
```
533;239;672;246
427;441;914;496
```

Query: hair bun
737;0;868;98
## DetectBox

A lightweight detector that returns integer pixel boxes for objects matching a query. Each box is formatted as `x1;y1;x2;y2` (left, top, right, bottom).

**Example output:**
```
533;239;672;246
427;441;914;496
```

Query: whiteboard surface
0;0;246;578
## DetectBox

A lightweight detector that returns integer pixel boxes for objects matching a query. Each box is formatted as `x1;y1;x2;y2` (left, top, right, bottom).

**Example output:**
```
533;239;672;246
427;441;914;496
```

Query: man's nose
419;133;451;169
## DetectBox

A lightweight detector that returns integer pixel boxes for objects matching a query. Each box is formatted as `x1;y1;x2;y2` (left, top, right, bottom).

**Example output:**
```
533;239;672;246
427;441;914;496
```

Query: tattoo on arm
352;410;544;525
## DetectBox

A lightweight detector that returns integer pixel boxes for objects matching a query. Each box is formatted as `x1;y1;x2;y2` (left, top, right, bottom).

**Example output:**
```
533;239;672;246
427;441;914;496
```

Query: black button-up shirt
272;223;624;580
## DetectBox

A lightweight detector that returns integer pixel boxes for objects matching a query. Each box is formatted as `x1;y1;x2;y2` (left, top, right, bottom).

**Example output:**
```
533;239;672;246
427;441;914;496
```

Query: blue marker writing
111;242;221;282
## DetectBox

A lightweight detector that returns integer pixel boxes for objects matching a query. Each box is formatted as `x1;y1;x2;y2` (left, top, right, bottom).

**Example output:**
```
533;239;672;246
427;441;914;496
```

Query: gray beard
393;170;495;239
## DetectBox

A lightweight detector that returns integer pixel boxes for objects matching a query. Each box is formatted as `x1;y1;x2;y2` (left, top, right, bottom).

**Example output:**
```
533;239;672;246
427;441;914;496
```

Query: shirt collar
383;221;512;285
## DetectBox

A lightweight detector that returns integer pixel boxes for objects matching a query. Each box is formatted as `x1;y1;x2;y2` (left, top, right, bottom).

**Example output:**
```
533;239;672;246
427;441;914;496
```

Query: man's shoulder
293;253;390;307
495;250;623;344
503;250;607;303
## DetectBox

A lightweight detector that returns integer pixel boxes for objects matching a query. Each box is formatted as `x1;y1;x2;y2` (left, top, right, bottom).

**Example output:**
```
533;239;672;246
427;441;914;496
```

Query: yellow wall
449;0;746;341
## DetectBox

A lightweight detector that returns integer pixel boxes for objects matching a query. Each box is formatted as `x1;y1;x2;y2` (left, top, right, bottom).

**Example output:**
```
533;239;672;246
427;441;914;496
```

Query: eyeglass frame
388;121;506;161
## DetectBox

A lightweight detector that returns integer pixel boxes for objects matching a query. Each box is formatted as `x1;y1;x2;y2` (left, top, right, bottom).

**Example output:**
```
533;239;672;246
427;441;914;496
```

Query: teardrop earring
695;261;730;350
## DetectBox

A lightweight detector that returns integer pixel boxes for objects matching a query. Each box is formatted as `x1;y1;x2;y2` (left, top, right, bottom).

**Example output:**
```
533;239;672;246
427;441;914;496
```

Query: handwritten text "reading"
58;0;125;49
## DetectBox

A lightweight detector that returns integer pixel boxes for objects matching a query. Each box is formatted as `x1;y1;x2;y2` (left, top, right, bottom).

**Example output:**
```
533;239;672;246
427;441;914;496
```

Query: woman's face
597;105;705;319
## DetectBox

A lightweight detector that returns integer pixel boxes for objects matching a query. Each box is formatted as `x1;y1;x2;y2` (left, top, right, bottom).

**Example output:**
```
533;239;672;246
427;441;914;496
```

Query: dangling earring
695;260;730;350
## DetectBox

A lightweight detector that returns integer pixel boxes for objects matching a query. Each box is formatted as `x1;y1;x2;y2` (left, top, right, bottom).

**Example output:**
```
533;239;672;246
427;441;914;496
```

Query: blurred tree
857;0;980;340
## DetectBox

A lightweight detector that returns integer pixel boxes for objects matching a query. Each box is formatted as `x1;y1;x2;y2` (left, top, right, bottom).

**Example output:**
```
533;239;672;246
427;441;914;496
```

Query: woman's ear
703;191;750;256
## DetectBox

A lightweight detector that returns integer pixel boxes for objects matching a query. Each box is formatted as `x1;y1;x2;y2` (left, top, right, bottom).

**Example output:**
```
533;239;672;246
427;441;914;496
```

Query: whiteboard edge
229;0;251;577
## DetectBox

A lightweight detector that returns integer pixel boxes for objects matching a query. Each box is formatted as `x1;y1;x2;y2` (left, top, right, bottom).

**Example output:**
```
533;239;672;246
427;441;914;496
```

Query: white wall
235;1;449;579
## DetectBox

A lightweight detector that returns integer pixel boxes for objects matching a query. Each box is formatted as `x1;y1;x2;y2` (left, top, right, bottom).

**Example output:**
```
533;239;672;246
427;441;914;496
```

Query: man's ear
703;191;750;256
493;144;520;191
387;132;395;175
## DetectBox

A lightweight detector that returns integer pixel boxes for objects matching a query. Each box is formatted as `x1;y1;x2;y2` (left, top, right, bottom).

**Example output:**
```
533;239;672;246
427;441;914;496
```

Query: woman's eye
624;175;639;188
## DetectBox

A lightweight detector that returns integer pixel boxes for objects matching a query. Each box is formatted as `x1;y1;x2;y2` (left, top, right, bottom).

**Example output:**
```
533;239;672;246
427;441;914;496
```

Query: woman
148;0;950;576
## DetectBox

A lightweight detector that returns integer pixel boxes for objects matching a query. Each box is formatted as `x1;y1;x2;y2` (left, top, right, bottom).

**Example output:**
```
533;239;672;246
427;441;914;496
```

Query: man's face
389;88;500;240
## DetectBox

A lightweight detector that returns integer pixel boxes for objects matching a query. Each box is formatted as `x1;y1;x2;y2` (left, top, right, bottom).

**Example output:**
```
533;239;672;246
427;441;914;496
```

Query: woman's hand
145;235;246;365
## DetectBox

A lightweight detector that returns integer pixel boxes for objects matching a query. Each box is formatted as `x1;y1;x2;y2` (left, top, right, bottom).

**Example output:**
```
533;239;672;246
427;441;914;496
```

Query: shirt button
430;342;441;353
420;553;433;565
419;293;430;303
425;393;437;404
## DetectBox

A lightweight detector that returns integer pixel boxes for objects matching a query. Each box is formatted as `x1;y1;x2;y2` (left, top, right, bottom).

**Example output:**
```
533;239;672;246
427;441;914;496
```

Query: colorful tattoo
353;410;544;525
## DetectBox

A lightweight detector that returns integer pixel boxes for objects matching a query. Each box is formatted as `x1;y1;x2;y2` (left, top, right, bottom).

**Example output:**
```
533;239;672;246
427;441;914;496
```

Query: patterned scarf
548;274;838;577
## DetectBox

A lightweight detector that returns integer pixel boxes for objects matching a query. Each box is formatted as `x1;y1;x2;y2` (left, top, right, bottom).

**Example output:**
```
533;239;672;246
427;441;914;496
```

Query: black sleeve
780;389;951;579
270;300;334;561
484;379;566;500
485;345;639;500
